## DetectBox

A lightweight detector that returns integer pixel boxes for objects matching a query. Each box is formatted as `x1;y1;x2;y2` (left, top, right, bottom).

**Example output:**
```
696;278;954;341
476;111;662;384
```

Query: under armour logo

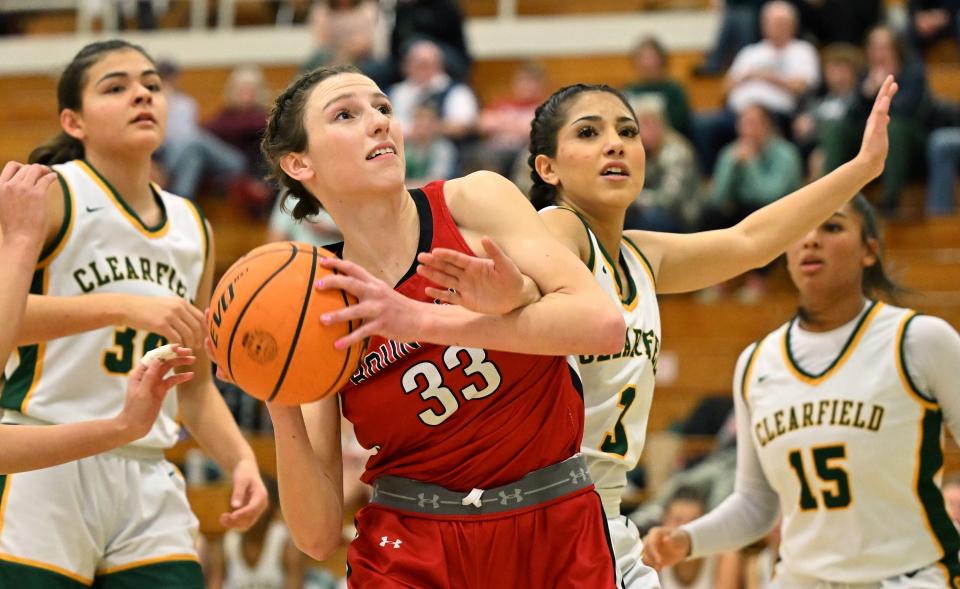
417;493;440;509
569;468;589;483
379;536;402;549
498;488;524;505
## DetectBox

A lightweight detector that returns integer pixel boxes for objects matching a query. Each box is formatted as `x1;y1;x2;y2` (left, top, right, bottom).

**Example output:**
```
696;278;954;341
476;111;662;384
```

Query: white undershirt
682;302;960;558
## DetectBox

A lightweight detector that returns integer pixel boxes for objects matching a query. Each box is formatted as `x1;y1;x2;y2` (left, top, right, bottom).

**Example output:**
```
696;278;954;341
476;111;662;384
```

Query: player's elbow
291;528;342;561
592;305;627;354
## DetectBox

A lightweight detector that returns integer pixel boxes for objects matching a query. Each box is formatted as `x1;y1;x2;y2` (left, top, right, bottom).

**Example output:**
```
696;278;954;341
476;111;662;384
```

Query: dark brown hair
29;39;155;165
260;64;361;220
848;193;902;302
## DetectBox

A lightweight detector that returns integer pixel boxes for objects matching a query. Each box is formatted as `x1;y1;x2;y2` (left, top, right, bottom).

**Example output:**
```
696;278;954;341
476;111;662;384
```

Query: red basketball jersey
339;181;585;491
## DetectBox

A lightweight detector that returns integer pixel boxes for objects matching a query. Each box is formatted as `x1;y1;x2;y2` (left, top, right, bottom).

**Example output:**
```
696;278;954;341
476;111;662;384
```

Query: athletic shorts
607;515;661;589
0;448;203;588
346;488;618;588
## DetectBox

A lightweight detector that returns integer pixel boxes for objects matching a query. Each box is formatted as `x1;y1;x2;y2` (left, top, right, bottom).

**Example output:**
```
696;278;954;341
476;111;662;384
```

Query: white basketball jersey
544;209;660;517
660;556;717;589
2;159;207;449
223;520;289;589
743;301;959;583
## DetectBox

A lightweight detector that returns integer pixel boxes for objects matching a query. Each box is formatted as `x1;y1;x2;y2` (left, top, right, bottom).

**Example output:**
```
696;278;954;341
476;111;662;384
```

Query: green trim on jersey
622;235;656;287
785;300;878;380
740;341;762;403
899;313;933;402
92;560;203;589
2;269;45;411
0;558;87;589
553;206;596;272
80;159;168;233
917;408;960;560
37;174;73;265
183;199;210;265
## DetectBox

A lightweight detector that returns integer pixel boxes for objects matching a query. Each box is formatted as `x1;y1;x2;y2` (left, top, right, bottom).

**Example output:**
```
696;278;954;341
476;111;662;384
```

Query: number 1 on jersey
600;385;636;457
788;444;852;510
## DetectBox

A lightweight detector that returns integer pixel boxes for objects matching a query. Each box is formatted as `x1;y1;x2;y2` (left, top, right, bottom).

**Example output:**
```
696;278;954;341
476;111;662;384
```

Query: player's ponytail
30;39;154;166
849;194;904;303
527;84;636;210
261;64;361;221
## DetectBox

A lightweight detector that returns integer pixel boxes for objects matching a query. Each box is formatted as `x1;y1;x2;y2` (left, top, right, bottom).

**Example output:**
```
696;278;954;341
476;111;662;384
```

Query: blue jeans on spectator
161;131;246;199
927;127;960;216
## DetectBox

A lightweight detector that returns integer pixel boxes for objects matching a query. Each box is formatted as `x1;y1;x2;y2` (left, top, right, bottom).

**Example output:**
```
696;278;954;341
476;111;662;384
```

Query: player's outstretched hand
416;236;540;315
314;256;424;349
0;161;56;248
115;344;195;442
119;295;205;352
220;460;268;531
641;526;692;571
854;75;898;180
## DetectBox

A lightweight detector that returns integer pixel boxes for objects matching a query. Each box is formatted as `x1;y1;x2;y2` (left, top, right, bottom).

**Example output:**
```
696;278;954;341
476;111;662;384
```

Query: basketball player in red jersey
256;65;627;587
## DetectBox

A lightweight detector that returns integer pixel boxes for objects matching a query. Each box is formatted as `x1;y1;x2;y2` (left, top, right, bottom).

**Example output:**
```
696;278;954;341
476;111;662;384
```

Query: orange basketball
206;242;365;405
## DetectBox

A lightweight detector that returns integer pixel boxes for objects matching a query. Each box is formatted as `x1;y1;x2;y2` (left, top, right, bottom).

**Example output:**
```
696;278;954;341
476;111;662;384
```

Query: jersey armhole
897;312;937;406
183;198;210;265
36;172;74;268
740;340;762;406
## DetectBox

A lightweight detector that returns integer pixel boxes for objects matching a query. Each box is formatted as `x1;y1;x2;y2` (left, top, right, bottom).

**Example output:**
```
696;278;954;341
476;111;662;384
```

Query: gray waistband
370;454;593;517
1;411;166;461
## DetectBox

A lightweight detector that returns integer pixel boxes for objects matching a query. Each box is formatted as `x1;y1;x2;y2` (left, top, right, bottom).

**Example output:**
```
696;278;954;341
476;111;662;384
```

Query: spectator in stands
822;25;930;213
404;101;458;187
658;487;742;589
624;36;692;138
694;0;766;76
303;0;380;73
467;61;547;176
204;477;307;589
389;0;471;83
156;60;246;199
626;100;702;232
692;0;819;173
793;43;864;177
927;126;960;216
205;65;274;215
267;199;342;247
704;104;803;301
906;0;960;54
943;474;960;528
388;39;479;143
787;0;884;46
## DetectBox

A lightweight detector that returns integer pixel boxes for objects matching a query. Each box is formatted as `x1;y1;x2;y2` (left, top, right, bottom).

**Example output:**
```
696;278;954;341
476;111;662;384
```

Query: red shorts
346;488;618;588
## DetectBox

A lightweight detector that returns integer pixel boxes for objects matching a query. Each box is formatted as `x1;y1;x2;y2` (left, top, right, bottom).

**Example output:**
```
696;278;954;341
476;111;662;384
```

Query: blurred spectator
205;65;270;175
624;36;693;138
694;0;766;76
692;0;820;173
204;477;307;589
787;0;883;46
389;40;479;142
303;0;380;73
468;61;547;175
822;26;930;212
704;104;802;301
906;0;960;53
268;200;342;246
659;488;742;589
404;102;458;187
943;474;960;528
156;60;246;199
626;100;702;233
792;43;864;177
927;126;960;216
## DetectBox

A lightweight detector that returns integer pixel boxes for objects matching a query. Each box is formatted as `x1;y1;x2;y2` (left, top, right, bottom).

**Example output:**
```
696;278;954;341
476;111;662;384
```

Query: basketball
206;242;365;405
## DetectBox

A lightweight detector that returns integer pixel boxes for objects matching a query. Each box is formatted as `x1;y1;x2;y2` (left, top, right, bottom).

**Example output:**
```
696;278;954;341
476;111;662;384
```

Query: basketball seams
269;246;320;402
225;244;300;382
321;272;360;398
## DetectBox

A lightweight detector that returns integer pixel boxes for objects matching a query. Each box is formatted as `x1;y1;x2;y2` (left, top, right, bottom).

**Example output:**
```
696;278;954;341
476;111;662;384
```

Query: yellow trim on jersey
598;252;639;312
622;236;656;287
913;411;942;559
36;172;75;270
780;302;884;386
895;312;938;411
0;475;11;543
183;199;209;264
96;553;199;575
0;552;93;585
740;339;765;405
19;270;50;413
76;160;170;239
